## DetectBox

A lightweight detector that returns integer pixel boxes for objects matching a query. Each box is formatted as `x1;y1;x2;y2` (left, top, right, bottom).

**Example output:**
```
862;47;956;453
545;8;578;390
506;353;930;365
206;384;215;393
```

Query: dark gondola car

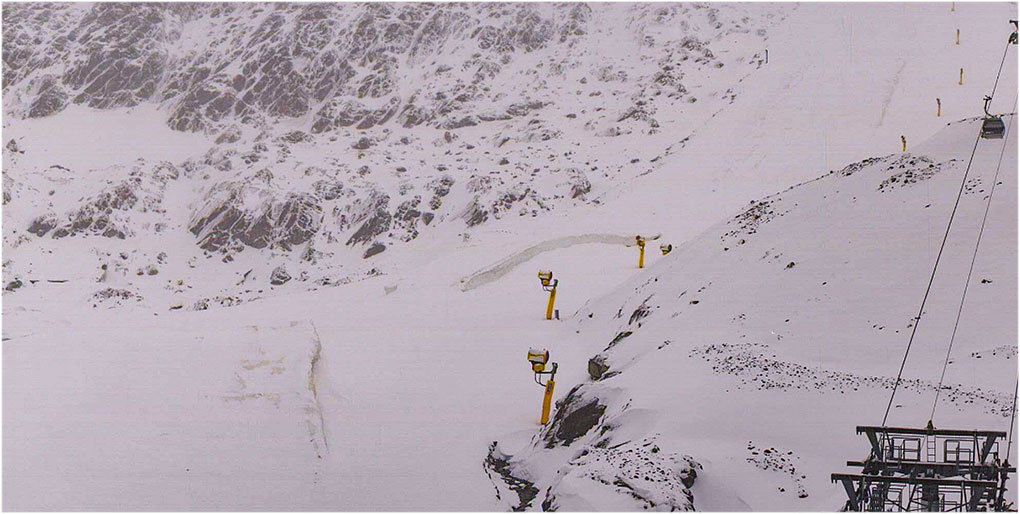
981;95;1006;139
981;116;1006;139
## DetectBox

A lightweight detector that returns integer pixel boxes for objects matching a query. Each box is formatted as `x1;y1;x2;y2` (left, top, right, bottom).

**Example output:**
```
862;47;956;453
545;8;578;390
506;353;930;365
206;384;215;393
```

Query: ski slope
3;2;1018;511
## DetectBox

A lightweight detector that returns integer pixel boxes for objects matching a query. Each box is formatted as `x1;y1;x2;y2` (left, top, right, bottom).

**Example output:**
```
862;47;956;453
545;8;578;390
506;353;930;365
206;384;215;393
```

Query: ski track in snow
459;233;641;291
878;58;907;128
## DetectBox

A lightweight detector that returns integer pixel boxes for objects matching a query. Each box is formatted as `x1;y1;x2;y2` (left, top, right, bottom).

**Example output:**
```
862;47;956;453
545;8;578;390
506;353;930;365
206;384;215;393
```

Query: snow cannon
526;348;558;424
537;270;557;291
537;270;558;320
660;243;673;256
528;347;549;373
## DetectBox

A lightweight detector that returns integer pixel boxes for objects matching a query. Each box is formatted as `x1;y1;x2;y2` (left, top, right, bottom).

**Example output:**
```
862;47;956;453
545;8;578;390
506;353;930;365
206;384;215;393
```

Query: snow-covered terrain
2;2;1017;510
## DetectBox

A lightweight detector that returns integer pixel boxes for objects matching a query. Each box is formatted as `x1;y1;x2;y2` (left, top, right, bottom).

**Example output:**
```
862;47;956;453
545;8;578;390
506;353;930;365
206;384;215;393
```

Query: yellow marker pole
956;29;960;45
638;245;645;269
545;287;557;320
959;68;964;85
937;98;941;117
540;379;555;424
902;136;907;152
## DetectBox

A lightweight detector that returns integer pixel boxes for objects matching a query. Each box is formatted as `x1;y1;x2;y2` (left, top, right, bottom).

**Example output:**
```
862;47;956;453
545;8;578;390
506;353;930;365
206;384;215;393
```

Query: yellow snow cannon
527;347;558;424
537;270;558;320
527;347;549;373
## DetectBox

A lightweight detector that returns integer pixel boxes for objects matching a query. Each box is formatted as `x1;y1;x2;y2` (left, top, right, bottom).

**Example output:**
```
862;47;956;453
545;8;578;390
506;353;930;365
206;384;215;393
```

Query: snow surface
2;2;1018;511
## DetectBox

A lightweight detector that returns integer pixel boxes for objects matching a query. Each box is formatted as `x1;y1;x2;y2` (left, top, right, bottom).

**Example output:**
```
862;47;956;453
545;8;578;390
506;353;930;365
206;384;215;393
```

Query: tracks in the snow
459;233;659;291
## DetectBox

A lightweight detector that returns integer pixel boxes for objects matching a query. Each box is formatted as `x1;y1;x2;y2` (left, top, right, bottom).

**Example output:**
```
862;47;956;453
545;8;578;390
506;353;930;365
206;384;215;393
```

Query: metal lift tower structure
832;426;1015;511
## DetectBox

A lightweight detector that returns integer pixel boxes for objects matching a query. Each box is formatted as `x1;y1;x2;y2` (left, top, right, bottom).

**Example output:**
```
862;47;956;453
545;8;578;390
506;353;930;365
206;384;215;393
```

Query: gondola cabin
981;116;1006;139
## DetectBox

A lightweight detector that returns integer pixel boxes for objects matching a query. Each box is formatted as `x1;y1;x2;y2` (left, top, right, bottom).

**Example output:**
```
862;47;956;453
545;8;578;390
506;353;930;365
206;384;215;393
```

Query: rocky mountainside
3;2;785;309
4;3;769;133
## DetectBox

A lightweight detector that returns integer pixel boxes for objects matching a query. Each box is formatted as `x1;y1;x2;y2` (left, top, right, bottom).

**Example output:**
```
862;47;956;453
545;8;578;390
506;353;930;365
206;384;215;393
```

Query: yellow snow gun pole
957;29;960;45
636;235;646;268
537;271;558;320
960;68;964;85
545;287;557;321
527;351;557;424
541;379;556;424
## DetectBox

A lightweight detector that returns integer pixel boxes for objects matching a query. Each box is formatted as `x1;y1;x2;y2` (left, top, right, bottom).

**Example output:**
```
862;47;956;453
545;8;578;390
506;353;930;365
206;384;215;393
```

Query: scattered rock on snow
270;265;291;285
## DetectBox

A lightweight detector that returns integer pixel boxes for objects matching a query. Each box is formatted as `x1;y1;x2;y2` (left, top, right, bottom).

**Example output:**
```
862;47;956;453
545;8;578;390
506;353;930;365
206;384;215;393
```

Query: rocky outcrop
270;265;291;285
33;163;176;240
342;191;391;246
190;180;323;253
543;386;607;448
484;442;540;511
569;170;592;199
3;3;593;132
363;242;386;259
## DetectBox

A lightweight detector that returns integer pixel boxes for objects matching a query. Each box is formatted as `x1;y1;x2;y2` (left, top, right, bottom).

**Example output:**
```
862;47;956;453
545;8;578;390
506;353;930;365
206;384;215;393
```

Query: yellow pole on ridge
957;29;960;45
960;68;964;85
545;286;557;320
937;98;941;117
540;379;556;424
636;235;646;269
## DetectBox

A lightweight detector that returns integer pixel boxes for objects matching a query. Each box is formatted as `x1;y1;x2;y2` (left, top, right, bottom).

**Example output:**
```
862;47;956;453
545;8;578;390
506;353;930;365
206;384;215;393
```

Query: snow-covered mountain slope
486;115;1017;511
3;2;1017;511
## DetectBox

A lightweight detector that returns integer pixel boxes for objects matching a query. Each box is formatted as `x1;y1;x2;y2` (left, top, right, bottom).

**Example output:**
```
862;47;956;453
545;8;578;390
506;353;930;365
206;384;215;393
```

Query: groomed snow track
458;233;659;291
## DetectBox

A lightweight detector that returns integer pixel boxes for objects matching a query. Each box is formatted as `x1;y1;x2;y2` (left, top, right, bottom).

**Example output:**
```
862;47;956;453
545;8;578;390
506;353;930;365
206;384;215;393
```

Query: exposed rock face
544;386;606;448
5;277;23;292
462;199;488;227
27;75;69;118
343;191;390;246
542;439;700;511
29;162;177;240
53;180;142;239
27;214;56;236
363;242;386;259
64;4;172;110
587;354;610;380
489;381;701;511
190;180;323;253
484;442;540;511
312;179;344;201
569;170;592;199
3;3;594;133
428;175;454;210
270;265;291;285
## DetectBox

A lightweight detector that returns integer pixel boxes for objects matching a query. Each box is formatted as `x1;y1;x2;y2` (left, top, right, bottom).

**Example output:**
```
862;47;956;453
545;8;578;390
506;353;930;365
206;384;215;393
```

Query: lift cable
1007;377;1015;465
991;40;1012;99
929;94;1017;423
1007;377;1018;463
881;129;982;427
